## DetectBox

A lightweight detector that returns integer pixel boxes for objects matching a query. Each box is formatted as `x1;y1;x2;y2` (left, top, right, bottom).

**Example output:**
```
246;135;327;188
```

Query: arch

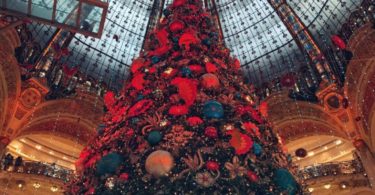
345;23;375;151
14;95;104;145
265;91;348;142
0;28;21;134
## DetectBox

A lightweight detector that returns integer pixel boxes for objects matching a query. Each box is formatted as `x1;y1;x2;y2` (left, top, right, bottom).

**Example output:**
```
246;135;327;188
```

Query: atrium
0;0;374;194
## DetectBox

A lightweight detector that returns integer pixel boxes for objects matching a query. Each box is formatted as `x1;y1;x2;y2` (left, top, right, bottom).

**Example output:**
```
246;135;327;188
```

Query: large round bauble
96;153;124;176
273;168;298;194
145;150;174;177
203;100;224;119
201;73;220;89
147;131;162;145
295;148;307;158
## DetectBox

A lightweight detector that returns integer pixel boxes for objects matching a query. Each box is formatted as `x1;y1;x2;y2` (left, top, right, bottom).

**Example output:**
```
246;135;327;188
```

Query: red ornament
189;65;204;74
130;58;145;73
258;101;268;118
125;128;135;139
169;20;185;32
127;99;153;118
187;116;203;126
201;73;220;89
205;62;218;73
206;161;220;171
119;173;129;181
172;0;187;7
171;77;198;106
281;73;296;88
247;170;258;182
204;126;218;138
62;64;78;77
331;35;346;50
179;31;199;50
242;122;261;138
228;129;253;155
104;91;116;109
131;73;146;90
169;105;189;116
232;58;241;71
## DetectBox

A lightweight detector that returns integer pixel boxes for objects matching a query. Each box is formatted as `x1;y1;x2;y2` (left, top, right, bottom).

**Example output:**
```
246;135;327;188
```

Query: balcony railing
1;161;73;182
297;159;366;180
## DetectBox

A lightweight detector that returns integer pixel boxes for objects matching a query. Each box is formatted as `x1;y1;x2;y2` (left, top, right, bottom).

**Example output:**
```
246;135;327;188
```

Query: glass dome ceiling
26;0;364;90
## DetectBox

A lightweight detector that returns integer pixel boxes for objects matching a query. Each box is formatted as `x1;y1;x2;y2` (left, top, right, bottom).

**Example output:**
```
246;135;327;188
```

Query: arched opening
5;134;84;170
286;135;355;168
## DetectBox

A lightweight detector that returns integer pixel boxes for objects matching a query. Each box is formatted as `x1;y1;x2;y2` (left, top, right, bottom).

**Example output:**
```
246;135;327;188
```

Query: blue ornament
203;100;224;119
131;117;140;125
163;9;170;17
273;169;298;195
96;153;124;176
97;124;105;135
136;94;144;101
147;131;162;145
202;38;211;46
172;37;179;43
252;142;262;156
151;56;160;64
181;67;192;77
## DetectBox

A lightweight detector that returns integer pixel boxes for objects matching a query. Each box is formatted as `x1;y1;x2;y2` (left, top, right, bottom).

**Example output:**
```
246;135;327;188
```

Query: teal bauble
203;100;224;119
147;131;162;145
252;142;262;156
273;168;298;195
96;153;124;176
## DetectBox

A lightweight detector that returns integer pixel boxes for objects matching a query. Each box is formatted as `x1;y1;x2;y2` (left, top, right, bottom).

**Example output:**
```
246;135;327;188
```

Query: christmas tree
67;0;302;194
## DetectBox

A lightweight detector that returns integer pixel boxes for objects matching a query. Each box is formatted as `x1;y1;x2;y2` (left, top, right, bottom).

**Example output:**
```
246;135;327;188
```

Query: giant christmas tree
67;0;302;194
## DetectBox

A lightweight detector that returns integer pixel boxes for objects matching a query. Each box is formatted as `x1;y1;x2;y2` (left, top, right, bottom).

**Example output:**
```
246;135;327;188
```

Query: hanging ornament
96;153;124;176
204;126;218;138
206;161;220;171
273;169;298;194
201;73;220;89
280;73;296;88
294;148;307;158
169;20;185;32
203;100;224;119
145;150;174;177
205;62;218;73
179;30;199;50
247;170;259;182
252;143;262;156
228;129;253;155
119;173;129;181
331;35;346;50
147;131;163;145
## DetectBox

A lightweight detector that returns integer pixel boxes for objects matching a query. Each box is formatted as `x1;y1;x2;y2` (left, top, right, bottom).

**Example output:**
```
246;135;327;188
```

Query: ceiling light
323;146;328;150
62;156;68;160
20;139;26;142
35;145;42;150
49;151;54;155
335;140;342;145
18;184;23;188
50;186;59;192
324;184;331;189
33;182;41;189
308;187;314;192
308;151;315;156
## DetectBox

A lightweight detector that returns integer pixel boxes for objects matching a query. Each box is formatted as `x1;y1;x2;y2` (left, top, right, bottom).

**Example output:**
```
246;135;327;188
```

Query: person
3;153;14;170
14;156;23;171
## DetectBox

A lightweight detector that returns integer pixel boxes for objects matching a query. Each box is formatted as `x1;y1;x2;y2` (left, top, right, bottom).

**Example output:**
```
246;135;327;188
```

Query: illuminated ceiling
27;0;363;89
